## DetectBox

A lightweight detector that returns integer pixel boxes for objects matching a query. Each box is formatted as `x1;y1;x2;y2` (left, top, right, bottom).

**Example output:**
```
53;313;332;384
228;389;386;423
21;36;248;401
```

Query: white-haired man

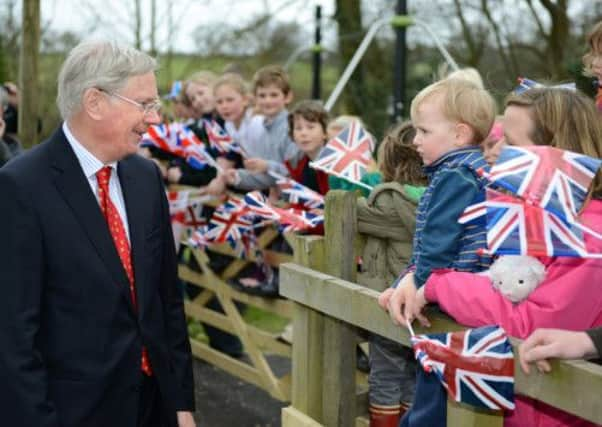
0;41;196;427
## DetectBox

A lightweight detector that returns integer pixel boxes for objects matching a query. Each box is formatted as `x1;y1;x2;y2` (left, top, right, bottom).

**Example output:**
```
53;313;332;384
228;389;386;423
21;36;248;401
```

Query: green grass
242;305;289;334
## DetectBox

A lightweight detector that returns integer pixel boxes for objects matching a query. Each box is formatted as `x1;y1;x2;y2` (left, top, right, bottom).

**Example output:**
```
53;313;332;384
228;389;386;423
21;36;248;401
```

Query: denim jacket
408;147;492;287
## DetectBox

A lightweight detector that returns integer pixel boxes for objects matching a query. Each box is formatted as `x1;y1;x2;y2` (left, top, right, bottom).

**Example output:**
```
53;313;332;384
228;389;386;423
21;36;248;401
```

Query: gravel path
192;355;290;427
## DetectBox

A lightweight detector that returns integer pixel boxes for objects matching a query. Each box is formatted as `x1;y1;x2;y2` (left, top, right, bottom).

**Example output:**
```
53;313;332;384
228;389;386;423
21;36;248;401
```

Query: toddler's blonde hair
410;78;496;144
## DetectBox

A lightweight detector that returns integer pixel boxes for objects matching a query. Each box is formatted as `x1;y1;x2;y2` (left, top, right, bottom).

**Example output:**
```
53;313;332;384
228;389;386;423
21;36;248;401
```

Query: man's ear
455;122;475;146
285;90;294;106
82;87;104;120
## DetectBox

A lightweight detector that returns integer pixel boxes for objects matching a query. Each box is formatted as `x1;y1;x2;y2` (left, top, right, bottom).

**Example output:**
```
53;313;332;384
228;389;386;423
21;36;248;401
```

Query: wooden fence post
322;191;358;426
287;235;327;423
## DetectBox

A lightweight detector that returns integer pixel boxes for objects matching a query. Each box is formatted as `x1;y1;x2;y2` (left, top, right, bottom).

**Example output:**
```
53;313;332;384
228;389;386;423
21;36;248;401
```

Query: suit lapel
118;158;148;314
50;129;135;315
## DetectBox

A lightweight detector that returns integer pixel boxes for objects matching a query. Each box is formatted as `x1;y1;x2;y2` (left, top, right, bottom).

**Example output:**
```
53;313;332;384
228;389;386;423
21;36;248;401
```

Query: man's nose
145;109;162;124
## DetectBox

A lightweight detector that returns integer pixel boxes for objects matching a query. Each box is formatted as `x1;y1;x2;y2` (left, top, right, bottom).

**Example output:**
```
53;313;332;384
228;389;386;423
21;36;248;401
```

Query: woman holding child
388;88;602;427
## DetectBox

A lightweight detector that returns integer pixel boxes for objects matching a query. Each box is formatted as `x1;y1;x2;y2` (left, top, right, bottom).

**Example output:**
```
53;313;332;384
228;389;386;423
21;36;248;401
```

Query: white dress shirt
62;122;130;241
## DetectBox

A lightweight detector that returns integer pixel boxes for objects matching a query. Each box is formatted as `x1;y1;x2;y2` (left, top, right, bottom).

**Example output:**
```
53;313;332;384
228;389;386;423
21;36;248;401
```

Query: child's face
255;84;291;118
186;82;214;116
502;105;534;147
215;85;248;125
293;115;326;159
412;96;464;165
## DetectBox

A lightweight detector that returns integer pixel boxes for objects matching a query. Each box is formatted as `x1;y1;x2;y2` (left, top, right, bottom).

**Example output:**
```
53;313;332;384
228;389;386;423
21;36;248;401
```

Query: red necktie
96;166;152;376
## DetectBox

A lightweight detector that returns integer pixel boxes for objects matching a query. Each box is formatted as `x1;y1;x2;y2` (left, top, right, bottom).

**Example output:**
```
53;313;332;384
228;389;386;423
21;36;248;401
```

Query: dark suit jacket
0;127;195;427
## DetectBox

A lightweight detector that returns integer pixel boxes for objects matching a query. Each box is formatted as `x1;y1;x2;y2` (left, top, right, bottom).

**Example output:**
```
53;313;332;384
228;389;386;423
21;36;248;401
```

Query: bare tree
19;0;40;148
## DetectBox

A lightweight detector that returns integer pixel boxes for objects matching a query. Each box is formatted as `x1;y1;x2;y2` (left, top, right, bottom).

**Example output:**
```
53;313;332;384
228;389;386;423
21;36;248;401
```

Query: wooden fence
174;189;295;401
279;190;602;427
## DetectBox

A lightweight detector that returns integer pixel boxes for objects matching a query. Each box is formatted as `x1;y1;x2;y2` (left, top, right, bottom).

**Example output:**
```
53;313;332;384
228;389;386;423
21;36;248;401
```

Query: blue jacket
409;147;492;287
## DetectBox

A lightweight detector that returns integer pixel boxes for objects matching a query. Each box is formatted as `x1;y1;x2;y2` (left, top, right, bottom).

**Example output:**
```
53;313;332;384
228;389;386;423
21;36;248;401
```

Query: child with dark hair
285;99;330;195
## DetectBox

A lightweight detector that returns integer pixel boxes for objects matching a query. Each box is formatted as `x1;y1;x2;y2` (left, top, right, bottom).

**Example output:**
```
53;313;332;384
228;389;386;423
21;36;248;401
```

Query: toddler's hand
387;273;417;328
378;288;395;310
413;286;431;328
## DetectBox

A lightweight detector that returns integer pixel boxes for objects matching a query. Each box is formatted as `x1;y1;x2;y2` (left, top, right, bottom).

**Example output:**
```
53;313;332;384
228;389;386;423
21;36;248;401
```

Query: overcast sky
39;0;336;53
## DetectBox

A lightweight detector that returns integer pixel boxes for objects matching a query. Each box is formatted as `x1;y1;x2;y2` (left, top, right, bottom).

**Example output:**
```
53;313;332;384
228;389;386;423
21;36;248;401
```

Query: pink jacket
424;199;602;427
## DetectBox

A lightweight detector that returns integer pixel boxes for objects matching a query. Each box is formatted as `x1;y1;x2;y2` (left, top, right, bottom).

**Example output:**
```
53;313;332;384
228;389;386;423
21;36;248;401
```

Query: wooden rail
280;190;602;427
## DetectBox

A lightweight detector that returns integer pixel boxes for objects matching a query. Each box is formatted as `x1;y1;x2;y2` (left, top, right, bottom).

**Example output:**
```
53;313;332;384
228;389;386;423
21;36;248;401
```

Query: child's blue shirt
408;146;492;287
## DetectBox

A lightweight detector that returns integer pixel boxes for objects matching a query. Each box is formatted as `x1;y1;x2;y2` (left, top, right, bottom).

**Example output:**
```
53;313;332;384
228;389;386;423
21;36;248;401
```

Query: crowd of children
123;19;602;427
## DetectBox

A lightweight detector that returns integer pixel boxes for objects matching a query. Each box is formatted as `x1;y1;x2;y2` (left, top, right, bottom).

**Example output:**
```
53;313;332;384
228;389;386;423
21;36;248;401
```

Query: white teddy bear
487;255;546;303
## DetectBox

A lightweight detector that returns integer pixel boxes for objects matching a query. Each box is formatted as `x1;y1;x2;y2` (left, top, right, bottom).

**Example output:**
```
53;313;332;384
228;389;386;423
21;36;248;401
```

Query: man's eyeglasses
98;88;162;115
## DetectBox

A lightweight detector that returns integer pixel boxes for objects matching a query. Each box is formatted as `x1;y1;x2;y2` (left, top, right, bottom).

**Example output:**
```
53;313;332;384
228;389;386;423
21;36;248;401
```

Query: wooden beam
282;406;324;427
447;400;503;427
280;263;602;424
179;265;293;317
184;301;292;357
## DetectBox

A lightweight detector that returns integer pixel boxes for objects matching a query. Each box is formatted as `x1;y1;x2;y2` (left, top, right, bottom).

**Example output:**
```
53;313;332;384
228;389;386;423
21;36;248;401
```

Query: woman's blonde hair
410;78;496;144
505;88;602;199
377;121;426;186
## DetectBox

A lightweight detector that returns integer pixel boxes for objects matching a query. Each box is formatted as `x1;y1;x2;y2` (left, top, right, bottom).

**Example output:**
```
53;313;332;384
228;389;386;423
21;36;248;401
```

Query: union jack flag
272;207;324;233
201;197;255;247
460;189;588;257
140;123;174;152
166;190;207;228
242;191;280;223
203;119;241;155
269;172;325;209
513;77;576;94
412;325;515;411
310;120;374;185
140;123;217;170
483;146;602;223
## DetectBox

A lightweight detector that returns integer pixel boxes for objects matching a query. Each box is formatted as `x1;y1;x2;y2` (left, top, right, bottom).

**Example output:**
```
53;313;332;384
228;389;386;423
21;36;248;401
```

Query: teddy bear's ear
528;260;546;280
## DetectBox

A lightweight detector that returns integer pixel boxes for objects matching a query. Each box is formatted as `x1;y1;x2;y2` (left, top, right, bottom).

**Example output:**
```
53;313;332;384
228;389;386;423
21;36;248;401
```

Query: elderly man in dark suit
0;41;196;427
